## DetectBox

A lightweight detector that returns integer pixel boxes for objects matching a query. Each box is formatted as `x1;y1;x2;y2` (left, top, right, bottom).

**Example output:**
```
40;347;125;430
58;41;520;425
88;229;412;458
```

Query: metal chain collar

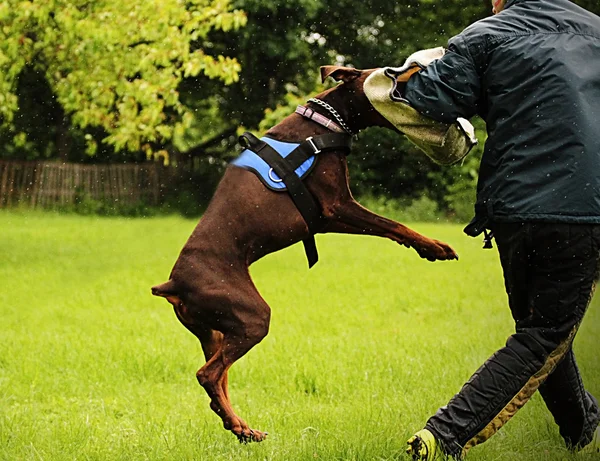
308;98;354;135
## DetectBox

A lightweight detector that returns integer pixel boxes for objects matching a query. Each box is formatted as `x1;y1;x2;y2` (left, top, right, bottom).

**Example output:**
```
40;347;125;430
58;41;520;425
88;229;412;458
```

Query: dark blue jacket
404;0;600;236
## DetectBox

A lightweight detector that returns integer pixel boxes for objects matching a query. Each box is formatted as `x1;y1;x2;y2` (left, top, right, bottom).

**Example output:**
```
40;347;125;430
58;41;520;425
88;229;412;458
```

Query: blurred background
1;0;598;220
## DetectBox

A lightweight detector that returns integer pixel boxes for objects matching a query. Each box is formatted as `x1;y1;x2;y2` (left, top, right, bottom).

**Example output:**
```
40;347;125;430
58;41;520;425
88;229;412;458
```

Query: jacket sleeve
404;34;482;124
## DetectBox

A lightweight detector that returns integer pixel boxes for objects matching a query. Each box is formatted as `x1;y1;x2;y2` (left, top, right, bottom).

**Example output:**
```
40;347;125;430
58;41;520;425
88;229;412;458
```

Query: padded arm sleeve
404;35;481;124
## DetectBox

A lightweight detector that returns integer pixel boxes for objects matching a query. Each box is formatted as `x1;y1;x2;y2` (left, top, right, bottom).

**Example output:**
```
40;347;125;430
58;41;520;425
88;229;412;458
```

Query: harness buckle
306;136;321;154
268;168;284;183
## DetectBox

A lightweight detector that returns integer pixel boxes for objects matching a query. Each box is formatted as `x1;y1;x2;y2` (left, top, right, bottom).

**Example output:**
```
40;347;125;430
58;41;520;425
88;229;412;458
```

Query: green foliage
1;0;598;216
160;160;226;217
0;0;246;155
69;191;158;217
358;194;445;223
257;91;308;134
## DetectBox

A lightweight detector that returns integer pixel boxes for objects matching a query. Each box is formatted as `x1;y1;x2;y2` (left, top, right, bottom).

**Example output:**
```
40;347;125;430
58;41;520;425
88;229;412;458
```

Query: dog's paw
236;428;268;444
416;239;458;262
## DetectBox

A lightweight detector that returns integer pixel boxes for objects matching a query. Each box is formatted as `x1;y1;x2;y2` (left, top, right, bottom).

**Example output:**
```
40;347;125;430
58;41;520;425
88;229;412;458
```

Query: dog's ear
320;66;361;84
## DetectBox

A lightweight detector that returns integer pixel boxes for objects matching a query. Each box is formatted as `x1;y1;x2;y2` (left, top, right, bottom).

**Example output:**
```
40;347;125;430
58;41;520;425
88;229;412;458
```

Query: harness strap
240;132;327;267
284;133;352;172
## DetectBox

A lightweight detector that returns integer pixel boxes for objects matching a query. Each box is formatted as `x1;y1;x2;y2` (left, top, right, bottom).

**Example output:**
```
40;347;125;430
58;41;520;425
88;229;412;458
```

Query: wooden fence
0;160;166;209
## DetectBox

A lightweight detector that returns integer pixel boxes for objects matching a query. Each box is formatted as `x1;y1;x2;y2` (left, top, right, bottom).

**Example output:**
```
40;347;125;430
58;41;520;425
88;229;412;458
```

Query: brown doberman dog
152;66;458;443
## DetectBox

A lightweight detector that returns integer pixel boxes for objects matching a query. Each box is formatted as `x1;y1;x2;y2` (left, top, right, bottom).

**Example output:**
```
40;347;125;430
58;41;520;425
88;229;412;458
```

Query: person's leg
538;348;599;449
529;223;600;450
497;222;599;449
409;223;600;459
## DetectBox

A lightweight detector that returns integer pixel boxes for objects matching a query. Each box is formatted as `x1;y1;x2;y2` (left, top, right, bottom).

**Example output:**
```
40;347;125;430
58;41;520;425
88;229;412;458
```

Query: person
400;0;600;459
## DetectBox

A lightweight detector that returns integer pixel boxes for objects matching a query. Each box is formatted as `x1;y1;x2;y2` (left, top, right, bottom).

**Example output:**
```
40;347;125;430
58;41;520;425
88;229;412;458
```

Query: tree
0;0;246;159
2;0;597;215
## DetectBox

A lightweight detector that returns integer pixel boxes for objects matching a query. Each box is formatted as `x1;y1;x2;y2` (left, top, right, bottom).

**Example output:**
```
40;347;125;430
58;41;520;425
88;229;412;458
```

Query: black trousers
426;222;600;458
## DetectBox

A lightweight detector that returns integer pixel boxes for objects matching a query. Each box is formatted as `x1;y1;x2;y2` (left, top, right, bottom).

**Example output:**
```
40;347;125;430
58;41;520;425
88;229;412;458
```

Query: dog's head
317;66;398;133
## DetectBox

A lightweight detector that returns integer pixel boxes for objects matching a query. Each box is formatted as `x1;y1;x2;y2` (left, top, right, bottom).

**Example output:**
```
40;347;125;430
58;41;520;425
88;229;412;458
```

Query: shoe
406;429;443;460
579;425;600;455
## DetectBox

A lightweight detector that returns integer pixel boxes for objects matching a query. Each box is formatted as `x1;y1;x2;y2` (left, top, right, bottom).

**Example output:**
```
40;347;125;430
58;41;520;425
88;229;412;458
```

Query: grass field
1;211;599;460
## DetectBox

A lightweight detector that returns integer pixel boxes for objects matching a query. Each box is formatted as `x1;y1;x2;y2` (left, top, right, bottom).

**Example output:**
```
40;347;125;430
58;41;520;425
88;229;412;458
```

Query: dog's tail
152;279;183;307
151;279;177;298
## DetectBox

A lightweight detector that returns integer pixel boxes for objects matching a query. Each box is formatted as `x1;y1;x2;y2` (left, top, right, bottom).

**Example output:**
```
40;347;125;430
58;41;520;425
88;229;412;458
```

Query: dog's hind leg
190;327;232;409
154;287;233;426
169;305;237;420
154;277;271;442
195;309;271;443
180;278;271;443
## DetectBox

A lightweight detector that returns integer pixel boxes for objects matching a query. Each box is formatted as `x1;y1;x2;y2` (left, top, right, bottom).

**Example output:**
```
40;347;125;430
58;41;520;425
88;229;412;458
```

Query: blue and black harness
233;131;352;267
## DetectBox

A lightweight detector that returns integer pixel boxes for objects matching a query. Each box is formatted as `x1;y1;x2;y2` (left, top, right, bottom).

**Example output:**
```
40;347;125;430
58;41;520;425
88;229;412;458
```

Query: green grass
1;210;598;460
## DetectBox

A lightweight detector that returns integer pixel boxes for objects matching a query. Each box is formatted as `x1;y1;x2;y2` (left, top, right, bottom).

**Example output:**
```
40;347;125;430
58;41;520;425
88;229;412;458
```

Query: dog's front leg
322;199;458;261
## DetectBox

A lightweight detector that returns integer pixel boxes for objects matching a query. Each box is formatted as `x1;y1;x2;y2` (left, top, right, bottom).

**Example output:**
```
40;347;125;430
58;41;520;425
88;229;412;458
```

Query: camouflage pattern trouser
427;222;600;458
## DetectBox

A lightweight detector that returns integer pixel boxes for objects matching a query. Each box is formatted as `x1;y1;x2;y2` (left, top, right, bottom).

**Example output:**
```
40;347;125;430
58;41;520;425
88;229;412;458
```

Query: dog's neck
295;101;351;135
266;89;381;142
